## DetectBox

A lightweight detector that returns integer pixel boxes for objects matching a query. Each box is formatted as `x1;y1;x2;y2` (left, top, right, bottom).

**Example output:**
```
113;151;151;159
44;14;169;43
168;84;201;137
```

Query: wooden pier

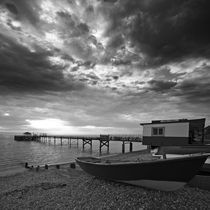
14;134;142;154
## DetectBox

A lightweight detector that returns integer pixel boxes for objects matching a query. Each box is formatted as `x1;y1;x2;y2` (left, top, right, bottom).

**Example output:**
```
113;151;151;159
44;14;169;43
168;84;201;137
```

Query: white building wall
143;122;189;137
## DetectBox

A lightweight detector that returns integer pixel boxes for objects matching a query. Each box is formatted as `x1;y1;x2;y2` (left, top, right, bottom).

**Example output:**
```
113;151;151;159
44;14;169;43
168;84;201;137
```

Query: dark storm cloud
57;11;90;38
0;0;210;133
56;11;104;62
154;66;186;81
107;33;124;49
5;2;18;15
173;64;210;104
60;53;75;63
104;0;210;66
103;0;118;3
147;79;177;92
112;76;119;80
1;0;41;26
0;34;84;94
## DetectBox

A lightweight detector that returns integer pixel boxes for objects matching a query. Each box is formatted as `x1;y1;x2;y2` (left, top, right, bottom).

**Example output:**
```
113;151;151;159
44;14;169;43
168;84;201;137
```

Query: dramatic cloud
0;34;84;94
147;80;177;92
0;0;210;134
103;0;210;66
173;63;210;104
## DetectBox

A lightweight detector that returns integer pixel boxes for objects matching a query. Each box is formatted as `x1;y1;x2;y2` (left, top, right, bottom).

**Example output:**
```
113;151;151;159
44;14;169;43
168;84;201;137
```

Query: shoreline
0;152;210;209
0;167;27;178
0;149;149;178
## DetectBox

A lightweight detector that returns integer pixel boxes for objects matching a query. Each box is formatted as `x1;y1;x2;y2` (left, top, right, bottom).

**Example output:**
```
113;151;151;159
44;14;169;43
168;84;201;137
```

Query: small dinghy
76;154;208;191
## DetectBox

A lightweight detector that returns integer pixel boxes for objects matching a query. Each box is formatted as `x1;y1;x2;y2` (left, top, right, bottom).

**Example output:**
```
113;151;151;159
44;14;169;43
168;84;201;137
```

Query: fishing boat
76;154;208;191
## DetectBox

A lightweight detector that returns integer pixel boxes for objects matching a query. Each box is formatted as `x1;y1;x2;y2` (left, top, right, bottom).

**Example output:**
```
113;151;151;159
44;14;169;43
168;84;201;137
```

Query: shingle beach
0;163;210;210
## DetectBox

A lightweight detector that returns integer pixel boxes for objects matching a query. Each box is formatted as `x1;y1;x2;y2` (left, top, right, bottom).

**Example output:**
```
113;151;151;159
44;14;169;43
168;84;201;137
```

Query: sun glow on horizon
26;118;69;129
24;118;138;135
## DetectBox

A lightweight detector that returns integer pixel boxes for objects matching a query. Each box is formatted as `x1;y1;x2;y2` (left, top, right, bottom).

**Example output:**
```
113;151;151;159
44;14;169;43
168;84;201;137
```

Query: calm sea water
0;134;146;176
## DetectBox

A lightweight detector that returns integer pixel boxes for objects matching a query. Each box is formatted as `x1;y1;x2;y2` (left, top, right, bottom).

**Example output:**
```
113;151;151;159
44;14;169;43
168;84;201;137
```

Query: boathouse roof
140;118;205;125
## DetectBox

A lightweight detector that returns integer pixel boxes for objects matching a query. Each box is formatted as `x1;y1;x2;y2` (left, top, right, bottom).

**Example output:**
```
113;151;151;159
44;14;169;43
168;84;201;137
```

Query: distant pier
14;134;142;154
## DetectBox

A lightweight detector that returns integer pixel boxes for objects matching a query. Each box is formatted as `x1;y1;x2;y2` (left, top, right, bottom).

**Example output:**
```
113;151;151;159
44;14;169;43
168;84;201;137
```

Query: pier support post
122;142;125;153
25;162;29;168
68;138;71;146
82;139;92;150
60;137;63;146
99;135;110;154
129;142;133;152
54;137;56;145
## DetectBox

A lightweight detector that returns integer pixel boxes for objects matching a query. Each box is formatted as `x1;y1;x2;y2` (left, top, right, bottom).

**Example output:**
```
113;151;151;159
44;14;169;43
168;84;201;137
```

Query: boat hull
157;146;210;155
76;155;208;191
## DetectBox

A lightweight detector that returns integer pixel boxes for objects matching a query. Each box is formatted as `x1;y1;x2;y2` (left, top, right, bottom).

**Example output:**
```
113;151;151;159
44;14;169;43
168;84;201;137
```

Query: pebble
0;167;210;209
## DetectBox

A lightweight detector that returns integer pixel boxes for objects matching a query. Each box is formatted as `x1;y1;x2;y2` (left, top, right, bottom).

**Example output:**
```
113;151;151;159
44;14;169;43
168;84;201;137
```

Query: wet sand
0;151;210;209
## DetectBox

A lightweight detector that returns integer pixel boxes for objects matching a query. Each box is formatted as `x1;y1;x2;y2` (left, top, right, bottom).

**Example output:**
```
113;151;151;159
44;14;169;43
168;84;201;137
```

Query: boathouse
140;118;205;146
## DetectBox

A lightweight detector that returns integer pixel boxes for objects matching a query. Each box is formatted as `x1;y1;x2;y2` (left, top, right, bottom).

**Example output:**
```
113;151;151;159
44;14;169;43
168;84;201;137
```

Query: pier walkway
14;134;142;153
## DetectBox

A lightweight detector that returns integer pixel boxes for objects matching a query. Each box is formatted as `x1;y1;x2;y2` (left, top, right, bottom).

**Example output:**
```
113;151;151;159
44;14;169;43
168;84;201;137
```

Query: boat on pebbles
76;151;208;191
156;146;210;191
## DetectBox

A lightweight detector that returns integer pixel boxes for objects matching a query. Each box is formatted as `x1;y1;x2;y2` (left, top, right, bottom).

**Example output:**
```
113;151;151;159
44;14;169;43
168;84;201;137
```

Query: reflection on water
0;134;146;175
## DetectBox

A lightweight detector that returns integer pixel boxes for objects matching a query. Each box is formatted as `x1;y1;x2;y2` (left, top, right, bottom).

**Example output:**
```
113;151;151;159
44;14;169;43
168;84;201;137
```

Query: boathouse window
152;127;165;136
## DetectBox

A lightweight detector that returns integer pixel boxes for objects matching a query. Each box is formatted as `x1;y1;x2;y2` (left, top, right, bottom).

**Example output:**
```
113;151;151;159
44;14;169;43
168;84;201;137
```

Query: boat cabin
140;118;205;146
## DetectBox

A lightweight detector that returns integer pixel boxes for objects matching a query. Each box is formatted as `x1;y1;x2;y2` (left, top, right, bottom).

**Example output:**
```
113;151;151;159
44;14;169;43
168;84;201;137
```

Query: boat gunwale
76;154;209;166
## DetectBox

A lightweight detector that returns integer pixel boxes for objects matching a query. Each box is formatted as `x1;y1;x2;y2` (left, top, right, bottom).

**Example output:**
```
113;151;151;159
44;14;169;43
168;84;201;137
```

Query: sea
0;133;146;176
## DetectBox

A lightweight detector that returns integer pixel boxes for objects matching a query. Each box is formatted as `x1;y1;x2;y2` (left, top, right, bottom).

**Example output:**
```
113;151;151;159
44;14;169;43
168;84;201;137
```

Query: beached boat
76;154;208;191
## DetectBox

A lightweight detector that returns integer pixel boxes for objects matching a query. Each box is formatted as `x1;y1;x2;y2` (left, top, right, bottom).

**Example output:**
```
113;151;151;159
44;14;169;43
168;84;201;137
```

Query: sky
0;0;210;135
